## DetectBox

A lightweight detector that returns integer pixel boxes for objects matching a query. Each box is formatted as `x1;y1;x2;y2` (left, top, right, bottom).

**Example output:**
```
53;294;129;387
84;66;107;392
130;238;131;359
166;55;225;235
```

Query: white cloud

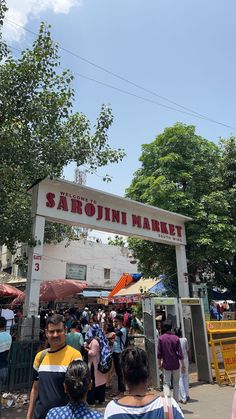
3;0;81;43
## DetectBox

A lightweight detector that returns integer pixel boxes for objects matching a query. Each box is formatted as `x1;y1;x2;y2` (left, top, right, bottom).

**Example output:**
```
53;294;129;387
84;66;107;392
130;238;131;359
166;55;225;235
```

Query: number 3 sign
33;255;42;272
35;262;40;271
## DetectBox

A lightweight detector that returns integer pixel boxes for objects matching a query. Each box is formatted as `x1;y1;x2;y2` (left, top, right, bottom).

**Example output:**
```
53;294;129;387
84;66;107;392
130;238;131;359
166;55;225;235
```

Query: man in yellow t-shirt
26;314;82;419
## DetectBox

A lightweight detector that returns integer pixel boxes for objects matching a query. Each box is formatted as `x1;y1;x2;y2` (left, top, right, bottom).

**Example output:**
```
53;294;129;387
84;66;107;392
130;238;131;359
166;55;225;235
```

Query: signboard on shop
112;294;141;303
66;263;87;281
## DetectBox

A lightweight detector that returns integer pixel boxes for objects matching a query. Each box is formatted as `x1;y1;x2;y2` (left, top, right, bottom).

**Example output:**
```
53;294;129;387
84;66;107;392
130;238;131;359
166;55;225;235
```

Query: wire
6;42;236;130
4;18;236;131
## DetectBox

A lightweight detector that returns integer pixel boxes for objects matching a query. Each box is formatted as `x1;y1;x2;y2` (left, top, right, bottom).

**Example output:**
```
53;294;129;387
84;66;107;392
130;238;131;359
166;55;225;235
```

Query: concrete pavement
2;383;234;418
181;383;234;418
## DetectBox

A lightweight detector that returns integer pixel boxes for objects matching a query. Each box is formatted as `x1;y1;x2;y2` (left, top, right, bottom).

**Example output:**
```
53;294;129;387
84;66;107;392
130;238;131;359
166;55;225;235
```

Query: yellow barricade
221;343;236;386
206;321;236;385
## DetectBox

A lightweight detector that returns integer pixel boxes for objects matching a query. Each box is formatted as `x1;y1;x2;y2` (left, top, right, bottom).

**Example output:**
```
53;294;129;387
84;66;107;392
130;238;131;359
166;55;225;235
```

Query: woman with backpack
84;323;110;405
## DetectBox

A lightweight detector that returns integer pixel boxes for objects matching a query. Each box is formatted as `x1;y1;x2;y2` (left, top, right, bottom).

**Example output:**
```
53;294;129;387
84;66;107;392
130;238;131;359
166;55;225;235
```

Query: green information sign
153;297;176;305
66;263;87;281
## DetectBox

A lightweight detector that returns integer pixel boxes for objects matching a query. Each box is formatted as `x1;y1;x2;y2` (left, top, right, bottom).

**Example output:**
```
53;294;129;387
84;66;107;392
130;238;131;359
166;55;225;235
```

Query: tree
107;235;126;247
126;123;236;296
209;137;236;297
0;2;125;253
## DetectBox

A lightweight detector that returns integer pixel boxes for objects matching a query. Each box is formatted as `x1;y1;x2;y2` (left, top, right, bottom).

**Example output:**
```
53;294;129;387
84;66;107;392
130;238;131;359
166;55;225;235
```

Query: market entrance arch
24;177;191;318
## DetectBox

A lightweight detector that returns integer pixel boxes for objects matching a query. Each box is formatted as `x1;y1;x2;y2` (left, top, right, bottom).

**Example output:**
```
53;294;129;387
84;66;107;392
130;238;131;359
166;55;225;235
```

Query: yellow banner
181;298;200;305
97;298;109;306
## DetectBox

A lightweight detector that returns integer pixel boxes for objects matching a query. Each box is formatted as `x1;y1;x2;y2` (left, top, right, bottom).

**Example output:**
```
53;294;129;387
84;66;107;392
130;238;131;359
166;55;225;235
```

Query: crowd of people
209;300;231;320
0;304;194;418
25;309;185;419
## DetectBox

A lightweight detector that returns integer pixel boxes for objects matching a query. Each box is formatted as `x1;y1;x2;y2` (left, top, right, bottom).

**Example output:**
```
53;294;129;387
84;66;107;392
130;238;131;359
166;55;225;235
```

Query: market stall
110;276;166;303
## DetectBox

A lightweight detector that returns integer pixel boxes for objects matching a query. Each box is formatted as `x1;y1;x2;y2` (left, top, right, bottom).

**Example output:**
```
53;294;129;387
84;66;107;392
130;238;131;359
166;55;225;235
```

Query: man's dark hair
115;314;123;322
162;321;172;333
107;324;114;333
121;347;149;386
46;314;64;329
0;316;6;329
70;321;78;330
65;360;91;402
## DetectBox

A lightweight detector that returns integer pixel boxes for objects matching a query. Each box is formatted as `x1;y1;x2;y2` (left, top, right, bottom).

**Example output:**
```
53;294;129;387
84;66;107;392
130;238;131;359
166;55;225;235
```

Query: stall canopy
108;273;142;299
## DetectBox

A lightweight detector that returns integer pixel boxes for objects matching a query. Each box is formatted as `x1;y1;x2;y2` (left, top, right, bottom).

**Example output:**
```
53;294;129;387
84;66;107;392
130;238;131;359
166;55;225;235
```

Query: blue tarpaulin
208;288;234;301
82;290;109;298
132;273;143;281
149;281;167;294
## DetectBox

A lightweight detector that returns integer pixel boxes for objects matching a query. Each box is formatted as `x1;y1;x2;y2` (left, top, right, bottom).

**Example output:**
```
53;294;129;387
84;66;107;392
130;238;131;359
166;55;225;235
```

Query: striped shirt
104;396;184;419
32;344;82;419
0;331;12;368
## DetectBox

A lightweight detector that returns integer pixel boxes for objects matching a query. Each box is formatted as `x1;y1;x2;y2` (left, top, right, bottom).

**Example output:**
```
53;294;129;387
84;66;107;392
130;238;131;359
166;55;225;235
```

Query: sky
3;0;236;200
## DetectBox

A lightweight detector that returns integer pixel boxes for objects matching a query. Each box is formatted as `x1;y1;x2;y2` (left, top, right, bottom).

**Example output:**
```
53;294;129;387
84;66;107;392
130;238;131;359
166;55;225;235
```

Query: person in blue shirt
209;301;218;320
0;316;12;417
113;314;127;394
46;360;103;419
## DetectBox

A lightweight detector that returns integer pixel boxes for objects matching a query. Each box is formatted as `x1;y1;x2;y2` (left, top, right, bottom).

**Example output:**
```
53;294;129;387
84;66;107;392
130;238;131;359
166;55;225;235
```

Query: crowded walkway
1;304;236;418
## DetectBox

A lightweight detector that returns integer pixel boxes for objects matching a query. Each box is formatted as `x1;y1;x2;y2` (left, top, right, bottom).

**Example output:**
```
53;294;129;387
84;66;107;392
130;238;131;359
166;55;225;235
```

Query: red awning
0;283;24;298
12;279;87;305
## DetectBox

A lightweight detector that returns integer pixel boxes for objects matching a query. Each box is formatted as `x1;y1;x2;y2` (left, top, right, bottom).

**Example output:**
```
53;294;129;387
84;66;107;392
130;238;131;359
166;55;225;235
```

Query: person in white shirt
175;327;190;404
1;307;15;333
109;309;117;322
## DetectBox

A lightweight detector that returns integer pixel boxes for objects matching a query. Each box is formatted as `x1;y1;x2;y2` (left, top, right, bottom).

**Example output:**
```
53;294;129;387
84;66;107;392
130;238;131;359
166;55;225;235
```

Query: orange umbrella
108;273;134;299
12;279;87;305
0;283;24;298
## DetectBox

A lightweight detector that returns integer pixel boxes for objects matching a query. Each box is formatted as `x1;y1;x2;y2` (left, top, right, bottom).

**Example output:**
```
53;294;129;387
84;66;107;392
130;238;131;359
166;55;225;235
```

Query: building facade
0;239;138;291
42;239;137;290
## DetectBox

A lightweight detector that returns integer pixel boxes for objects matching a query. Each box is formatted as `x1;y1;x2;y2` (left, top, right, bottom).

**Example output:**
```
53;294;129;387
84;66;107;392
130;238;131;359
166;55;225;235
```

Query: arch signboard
24;177;191;317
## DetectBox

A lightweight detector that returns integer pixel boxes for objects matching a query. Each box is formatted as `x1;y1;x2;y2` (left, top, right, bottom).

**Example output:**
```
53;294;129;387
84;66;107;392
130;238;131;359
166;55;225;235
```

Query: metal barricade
4;340;40;391
206;321;236;385
220;340;236;386
129;334;145;349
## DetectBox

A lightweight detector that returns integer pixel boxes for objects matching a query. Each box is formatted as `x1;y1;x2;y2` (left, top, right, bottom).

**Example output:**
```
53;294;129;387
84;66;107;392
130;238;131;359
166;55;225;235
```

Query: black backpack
97;351;113;374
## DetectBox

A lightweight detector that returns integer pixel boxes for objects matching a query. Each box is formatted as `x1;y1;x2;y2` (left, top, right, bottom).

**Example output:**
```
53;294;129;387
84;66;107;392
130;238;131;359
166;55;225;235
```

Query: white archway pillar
175;244;189;297
23;215;45;317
